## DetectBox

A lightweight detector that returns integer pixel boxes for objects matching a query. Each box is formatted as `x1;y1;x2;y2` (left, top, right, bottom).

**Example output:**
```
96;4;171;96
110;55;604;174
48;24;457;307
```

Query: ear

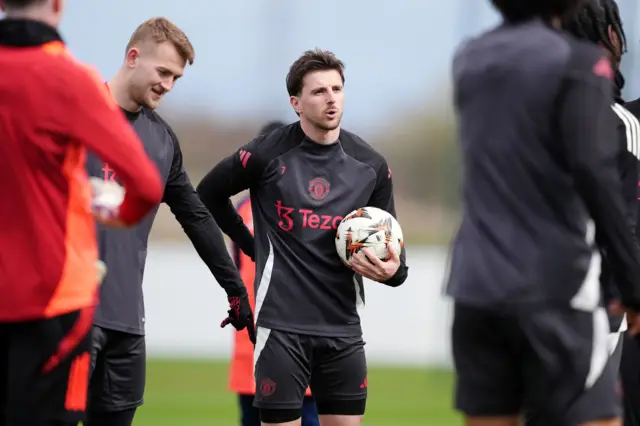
290;96;301;116
125;48;140;68
607;25;621;58
52;0;62;14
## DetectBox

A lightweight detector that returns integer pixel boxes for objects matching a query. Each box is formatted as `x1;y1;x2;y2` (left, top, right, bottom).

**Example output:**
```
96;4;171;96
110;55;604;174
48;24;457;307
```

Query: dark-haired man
447;0;640;425
227;121;321;426
197;49;408;426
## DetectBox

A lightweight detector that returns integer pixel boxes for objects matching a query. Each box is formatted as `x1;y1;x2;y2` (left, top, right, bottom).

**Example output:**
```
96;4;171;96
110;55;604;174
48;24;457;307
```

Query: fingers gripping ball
335;206;404;264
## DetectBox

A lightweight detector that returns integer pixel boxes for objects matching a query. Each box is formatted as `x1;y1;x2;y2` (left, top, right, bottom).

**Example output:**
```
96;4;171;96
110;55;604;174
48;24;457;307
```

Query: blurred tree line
151;97;461;246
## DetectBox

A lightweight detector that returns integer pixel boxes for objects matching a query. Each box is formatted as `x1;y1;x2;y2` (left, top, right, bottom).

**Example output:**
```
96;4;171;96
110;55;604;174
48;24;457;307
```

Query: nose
160;77;174;93
326;91;336;104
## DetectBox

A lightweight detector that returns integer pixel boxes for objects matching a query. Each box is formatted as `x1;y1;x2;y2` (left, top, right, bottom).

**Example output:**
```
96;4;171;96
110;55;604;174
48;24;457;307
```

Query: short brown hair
126;17;195;65
286;48;345;96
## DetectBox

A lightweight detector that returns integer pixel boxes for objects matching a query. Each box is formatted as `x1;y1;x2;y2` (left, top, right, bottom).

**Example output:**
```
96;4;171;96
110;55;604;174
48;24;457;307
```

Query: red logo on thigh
260;378;277;396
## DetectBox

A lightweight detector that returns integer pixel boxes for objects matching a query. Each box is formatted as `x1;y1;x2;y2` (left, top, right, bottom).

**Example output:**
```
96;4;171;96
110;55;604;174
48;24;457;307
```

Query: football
335;206;403;264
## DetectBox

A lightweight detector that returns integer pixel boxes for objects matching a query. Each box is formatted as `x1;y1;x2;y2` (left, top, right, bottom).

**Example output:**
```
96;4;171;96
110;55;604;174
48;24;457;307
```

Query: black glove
220;291;256;345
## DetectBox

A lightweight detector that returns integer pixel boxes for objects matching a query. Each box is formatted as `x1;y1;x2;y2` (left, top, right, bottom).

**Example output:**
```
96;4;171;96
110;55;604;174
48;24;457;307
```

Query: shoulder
340;129;388;174
455;22;570;64
45;52;116;109
561;34;611;78
144;109;177;135
243;121;303;161
143;109;180;145
623;98;640;119
613;102;640;124
453;22;574;93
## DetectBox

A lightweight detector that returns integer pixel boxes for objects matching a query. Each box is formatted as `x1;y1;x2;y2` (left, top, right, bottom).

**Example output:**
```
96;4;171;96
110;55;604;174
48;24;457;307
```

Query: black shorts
88;326;146;412
0;307;94;425
525;326;625;426
453;302;619;424
253;328;367;413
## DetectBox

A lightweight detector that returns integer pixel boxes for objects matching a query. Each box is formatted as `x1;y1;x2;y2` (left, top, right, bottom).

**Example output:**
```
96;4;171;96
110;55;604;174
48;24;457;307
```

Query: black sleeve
196;138;267;260
367;159;408;287
163;130;247;296
601;124;639;303
620;148;638;233
559;59;640;310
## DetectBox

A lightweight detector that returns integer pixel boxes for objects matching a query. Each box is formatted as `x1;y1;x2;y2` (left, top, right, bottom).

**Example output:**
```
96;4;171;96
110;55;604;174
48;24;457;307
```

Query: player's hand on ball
350;244;400;283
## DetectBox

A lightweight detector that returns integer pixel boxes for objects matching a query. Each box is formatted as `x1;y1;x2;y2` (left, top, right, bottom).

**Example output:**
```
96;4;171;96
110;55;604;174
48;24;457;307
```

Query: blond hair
126;17;195;65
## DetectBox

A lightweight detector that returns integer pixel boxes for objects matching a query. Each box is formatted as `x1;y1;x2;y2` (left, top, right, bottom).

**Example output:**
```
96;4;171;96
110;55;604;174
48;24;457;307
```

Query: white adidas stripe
612;103;640;159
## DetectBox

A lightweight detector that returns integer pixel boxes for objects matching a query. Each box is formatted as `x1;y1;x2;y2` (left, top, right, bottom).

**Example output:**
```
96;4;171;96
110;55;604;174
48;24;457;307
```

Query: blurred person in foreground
198;49;408;426
0;0;164;424
83;17;254;426
563;1;640;425
446;0;640;425
524;1;640;424
619;88;640;426
229;120;320;426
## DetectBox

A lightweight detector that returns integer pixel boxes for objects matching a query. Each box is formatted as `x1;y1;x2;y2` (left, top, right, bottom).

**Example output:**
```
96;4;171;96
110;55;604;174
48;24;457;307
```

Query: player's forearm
196;174;255;260
209;200;254;260
167;186;247;294
180;213;248;296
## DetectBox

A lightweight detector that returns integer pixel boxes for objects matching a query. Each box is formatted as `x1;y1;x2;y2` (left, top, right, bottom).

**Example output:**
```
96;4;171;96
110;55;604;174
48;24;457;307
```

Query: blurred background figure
228;120;320;426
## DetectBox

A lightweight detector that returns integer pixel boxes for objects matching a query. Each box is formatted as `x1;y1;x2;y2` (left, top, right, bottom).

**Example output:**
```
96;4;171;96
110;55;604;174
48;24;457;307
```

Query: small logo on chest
102;163;117;182
308;177;330;200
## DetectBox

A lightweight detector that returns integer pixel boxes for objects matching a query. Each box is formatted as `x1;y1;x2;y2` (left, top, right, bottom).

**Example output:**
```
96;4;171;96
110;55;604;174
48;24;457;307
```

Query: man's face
127;41;185;110
291;69;344;132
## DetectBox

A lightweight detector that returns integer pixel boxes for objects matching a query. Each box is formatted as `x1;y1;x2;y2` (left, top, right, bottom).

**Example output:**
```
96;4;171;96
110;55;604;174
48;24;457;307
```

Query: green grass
132;359;462;426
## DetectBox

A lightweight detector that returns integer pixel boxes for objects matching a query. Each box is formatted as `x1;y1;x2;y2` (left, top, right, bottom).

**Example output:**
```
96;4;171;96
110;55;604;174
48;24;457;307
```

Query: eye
157;68;173;78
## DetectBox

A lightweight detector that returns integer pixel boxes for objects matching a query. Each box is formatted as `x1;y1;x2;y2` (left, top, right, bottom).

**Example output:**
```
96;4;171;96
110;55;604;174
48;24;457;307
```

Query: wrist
226;285;248;298
382;264;408;287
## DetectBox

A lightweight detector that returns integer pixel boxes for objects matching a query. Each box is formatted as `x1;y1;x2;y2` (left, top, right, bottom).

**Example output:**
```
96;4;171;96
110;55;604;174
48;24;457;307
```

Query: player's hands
350;244;400;283
89;177;127;228
221;292;256;344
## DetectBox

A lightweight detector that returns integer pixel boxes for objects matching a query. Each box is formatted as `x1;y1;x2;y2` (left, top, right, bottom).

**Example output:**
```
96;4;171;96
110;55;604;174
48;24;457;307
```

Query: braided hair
563;0;627;56
491;0;583;22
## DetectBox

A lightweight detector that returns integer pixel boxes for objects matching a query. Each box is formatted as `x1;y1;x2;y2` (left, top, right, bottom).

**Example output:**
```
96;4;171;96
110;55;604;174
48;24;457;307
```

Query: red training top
0;19;163;321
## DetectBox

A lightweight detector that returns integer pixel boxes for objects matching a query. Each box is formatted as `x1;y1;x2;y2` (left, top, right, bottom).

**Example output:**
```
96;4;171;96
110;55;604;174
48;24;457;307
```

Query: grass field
132;359;462;426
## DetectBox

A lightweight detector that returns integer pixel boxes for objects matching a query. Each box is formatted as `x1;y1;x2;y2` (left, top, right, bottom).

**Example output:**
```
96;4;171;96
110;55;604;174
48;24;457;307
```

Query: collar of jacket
0;18;63;47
